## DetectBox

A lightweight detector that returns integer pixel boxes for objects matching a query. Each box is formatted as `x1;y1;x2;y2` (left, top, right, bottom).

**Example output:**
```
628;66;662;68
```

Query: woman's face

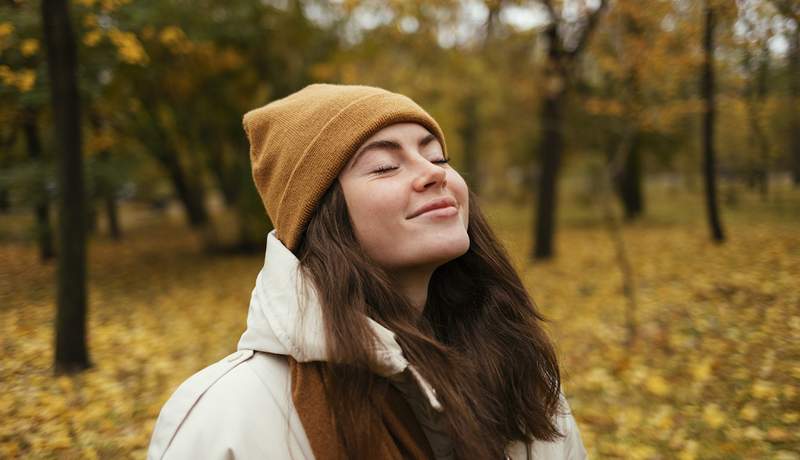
338;122;470;273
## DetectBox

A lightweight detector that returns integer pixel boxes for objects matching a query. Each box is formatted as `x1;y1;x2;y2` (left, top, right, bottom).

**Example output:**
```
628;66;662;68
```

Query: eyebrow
350;133;438;170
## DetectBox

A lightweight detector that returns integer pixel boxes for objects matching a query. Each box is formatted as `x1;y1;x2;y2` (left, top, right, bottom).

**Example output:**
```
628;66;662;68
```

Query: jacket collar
237;230;442;411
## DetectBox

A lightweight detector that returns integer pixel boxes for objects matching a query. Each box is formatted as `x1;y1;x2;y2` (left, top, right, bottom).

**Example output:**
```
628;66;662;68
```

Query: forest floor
1;181;798;459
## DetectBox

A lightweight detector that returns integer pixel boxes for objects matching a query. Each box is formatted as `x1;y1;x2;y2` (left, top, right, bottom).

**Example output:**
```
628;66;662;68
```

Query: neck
388;266;435;314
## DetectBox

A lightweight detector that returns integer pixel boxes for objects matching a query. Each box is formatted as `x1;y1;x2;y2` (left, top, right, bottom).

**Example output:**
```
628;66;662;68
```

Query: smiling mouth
407;197;458;219
413;206;458;219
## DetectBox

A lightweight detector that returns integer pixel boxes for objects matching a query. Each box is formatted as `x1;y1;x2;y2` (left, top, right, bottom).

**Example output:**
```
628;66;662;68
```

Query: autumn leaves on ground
1;184;798;459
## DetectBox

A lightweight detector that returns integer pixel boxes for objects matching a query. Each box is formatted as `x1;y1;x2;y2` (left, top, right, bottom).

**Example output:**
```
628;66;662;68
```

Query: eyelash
372;158;450;175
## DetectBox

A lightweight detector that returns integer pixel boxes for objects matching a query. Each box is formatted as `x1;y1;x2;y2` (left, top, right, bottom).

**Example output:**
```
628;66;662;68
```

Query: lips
407;197;458;219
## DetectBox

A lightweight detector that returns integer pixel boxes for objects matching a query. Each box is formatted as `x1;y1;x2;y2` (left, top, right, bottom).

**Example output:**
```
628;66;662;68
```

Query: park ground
1;180;798;459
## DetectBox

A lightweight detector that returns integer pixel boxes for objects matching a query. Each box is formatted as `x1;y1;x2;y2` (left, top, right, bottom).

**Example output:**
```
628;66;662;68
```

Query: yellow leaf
0;22;14;40
108;28;148;64
159;26;185;45
585;367;612;390
15;69;36;92
0;65;13;86
0;22;11;52
0;442;20;458
782;412;799;423
691;357;714;383
751;380;776;399
83;29;103;47
20;39;39;56
703;403;726;428
678;440;698;460
159;26;193;54
650;404;674;431
743;426;764;440
47;432;72;450
645;375;670;396
81;447;99;460
773;451;800;460
739;403;758;422
83;13;98;28
56;375;73;392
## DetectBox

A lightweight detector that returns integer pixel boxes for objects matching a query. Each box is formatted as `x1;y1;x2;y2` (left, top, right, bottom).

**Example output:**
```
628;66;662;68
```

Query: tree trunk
140;104;210;228
207;138;240;208
530;1;607;260
90;114;123;240
789;25;800;186
0;130;17;213
22;109;55;261
97;150;121;240
159;151;208;227
701;3;725;242
160;150;209;227
0;189;9;213
42;0;90;372
615;8;645;221
533;82;564;260
614;131;644;220
742;43;772;199
105;193;120;239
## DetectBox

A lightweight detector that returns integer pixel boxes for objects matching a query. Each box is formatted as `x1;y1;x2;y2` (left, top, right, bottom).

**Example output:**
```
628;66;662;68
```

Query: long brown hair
295;180;564;459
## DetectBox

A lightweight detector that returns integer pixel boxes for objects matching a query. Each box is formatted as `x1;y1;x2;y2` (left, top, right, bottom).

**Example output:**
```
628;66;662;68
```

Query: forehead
342;122;441;173
360;122;433;145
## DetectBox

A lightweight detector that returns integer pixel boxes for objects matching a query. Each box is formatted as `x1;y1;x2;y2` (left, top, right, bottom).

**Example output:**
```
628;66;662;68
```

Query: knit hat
242;83;448;253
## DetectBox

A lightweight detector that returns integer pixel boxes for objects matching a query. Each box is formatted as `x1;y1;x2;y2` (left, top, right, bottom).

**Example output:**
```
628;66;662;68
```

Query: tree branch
566;0;608;60
540;0;561;25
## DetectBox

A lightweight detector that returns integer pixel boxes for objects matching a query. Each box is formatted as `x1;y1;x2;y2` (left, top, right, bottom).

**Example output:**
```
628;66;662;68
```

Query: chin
414;233;471;266
371;229;470;270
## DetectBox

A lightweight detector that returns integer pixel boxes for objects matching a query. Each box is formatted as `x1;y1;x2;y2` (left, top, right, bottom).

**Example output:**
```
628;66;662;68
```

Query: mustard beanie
242;83;448;253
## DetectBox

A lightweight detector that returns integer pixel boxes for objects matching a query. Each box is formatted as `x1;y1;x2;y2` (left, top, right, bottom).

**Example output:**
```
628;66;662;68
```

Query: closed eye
371;164;398;174
371;158;449;175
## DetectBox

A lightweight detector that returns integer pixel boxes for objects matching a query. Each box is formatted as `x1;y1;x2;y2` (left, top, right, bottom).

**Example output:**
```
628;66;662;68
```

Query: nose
412;158;447;192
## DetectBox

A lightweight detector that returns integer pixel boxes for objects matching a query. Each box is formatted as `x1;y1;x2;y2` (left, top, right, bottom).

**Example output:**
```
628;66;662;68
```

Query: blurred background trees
3;0;797;255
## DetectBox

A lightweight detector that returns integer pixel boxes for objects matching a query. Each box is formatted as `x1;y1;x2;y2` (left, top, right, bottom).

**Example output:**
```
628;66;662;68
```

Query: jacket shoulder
507;393;589;460
147;351;311;460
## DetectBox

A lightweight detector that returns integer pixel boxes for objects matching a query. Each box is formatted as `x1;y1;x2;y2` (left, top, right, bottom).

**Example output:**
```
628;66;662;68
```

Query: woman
147;84;587;460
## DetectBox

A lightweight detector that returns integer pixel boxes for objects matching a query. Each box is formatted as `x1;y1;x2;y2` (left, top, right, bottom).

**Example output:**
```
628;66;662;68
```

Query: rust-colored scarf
289;357;436;460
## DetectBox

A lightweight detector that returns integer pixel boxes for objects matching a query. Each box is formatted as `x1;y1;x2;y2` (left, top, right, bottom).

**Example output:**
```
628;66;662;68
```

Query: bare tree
741;42;772;198
42;0;90;372
532;0;608;260
597;125;639;348
611;2;645;220
701;0;725;242
21;108;56;261
767;0;800;185
454;1;505;197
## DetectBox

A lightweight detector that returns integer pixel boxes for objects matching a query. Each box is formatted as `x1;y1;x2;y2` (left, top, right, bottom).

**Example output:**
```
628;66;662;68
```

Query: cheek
346;183;406;237
448;171;470;222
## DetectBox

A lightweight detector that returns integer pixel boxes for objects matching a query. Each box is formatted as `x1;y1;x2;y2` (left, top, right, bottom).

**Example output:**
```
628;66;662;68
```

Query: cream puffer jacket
147;230;589;460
